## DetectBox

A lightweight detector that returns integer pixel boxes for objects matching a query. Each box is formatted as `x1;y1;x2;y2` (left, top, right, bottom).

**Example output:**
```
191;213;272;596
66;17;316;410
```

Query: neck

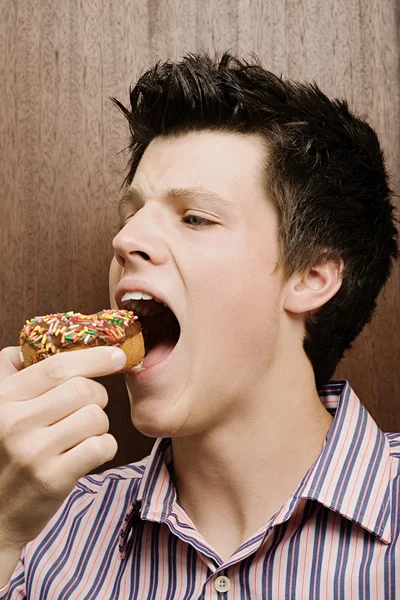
171;357;333;558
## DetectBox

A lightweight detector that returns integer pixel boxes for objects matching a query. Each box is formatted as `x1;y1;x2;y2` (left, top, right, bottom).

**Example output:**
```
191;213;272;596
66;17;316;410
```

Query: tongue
142;340;176;369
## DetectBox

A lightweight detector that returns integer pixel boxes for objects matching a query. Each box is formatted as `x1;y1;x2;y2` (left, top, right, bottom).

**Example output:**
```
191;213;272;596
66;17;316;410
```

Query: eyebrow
117;185;236;219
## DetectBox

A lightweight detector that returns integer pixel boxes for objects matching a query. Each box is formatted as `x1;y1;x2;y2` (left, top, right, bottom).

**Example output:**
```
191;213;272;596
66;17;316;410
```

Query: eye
182;214;216;228
117;213;216;233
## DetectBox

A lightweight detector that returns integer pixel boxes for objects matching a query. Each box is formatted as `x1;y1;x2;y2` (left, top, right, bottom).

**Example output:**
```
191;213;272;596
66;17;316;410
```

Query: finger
0;346;126;402
0;347;24;380
50;433;118;488
42;403;110;458
24;377;109;428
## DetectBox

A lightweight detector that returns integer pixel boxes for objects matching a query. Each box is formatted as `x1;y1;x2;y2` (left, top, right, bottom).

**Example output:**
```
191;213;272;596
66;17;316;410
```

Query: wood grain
0;0;398;472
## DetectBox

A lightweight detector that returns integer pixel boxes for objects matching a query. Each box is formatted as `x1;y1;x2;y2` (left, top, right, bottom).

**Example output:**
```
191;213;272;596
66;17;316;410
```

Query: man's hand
0;345;126;553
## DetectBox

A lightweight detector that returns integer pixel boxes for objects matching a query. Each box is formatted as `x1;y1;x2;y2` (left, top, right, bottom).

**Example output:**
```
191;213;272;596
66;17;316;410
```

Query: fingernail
112;349;126;369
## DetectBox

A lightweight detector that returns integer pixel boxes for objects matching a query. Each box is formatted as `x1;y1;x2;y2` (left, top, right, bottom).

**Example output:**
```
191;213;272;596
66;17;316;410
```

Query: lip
115;278;179;323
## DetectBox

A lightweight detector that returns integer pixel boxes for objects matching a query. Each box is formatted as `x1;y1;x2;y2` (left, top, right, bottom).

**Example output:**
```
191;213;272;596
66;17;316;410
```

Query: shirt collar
296;380;393;544
118;437;175;558
136;436;176;521
119;379;394;557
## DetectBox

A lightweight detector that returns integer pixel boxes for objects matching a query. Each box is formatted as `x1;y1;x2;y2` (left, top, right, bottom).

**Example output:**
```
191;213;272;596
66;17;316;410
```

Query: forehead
131;131;268;204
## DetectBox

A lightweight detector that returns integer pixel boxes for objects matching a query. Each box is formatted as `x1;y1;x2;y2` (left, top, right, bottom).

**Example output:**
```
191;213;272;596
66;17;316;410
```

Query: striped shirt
1;379;400;599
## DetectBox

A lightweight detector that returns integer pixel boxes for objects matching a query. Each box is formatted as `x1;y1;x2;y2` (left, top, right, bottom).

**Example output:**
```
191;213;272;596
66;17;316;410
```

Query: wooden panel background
0;0;399;472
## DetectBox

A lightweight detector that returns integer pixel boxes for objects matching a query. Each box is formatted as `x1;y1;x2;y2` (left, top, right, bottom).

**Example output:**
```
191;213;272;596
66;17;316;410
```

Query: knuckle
42;355;66;383
85;436;106;464
0;347;13;362
105;434;118;458
0;411;13;441
70;376;92;397
93;382;109;409
10;441;35;470
6;441;57;496
0;419;32;467
0;407;21;441
84;404;109;431
35;469;62;499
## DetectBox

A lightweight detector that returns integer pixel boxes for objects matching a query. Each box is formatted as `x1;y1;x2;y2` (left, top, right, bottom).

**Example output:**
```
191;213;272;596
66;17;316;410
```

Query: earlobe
284;259;344;315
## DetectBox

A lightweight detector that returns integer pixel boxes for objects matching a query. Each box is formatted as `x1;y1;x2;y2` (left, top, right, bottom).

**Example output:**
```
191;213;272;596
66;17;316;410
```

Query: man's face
110;131;286;438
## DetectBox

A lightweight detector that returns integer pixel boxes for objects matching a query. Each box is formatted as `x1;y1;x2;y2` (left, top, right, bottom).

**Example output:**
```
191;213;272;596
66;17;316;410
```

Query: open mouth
124;299;181;361
140;311;181;356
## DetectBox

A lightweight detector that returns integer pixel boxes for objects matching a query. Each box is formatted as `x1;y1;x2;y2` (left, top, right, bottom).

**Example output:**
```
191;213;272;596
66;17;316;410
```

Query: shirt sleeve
0;547;26;599
0;467;137;599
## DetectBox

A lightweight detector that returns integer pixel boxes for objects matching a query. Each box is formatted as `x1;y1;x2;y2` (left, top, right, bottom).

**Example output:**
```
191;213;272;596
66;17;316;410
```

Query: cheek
207;241;281;359
109;257;123;308
216;294;280;360
196;265;280;360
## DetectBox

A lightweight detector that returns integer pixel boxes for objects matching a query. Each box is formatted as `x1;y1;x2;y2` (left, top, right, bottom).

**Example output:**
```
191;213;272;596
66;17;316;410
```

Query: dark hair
111;51;399;387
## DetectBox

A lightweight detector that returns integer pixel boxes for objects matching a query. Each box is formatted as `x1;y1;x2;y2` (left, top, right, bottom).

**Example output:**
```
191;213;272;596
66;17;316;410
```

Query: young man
0;52;399;598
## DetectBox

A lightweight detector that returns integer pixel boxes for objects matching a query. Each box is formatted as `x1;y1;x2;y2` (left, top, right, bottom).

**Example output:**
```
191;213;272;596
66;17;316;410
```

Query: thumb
0;346;25;380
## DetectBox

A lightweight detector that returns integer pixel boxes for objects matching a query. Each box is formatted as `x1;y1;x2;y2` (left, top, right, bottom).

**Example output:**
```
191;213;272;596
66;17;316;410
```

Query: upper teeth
120;291;168;317
121;292;155;302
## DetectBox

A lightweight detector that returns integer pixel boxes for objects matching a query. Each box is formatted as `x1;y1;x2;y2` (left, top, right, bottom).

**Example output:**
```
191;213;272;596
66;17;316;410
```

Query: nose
112;204;167;269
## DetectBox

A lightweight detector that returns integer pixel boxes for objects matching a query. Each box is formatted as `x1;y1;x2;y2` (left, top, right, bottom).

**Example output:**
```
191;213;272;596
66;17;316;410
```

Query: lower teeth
131;361;145;372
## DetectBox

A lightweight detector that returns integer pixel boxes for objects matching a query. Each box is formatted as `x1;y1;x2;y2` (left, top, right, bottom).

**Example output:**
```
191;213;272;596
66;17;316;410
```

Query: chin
130;413;187;439
127;392;192;439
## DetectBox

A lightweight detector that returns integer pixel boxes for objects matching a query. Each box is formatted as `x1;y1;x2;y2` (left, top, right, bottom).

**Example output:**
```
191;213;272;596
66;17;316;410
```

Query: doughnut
18;309;145;374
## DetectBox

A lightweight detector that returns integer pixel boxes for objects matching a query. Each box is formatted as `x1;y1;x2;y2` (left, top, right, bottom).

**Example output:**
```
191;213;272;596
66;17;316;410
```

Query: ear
283;258;344;315
109;256;124;310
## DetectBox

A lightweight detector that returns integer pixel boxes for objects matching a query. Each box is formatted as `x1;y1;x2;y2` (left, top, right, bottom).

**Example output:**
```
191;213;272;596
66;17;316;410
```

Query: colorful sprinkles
19;309;139;364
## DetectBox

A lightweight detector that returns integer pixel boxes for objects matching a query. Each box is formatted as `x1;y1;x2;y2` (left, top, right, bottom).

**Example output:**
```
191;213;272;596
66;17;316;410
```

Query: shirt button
214;575;231;592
